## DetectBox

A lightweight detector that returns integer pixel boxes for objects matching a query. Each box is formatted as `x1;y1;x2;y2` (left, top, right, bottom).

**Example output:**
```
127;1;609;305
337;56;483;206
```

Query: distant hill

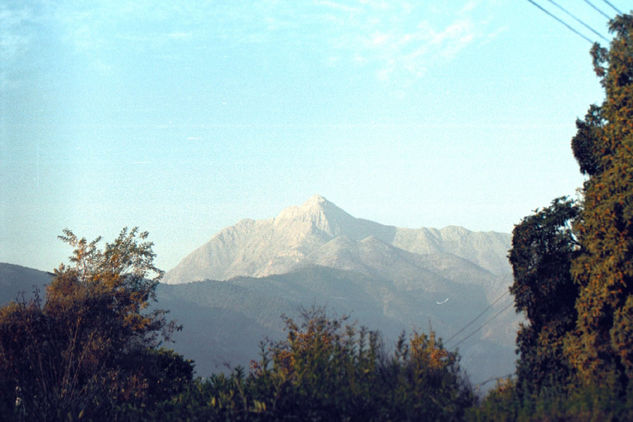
0;263;52;304
159;265;519;384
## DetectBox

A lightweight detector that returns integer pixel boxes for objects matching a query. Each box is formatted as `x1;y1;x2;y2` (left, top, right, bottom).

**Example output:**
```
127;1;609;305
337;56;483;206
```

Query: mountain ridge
164;195;511;284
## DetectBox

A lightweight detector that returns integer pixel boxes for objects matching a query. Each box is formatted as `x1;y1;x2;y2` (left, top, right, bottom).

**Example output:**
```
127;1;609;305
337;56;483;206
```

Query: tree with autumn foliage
249;308;382;420
0;228;192;421
381;329;474;421
177;308;474;421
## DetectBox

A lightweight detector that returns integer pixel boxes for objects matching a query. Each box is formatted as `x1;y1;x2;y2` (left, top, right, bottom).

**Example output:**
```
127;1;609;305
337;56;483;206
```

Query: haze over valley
2;195;520;386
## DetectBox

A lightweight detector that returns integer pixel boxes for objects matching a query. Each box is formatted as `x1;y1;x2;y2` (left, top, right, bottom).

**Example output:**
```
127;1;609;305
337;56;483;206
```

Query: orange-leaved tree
0;228;190;421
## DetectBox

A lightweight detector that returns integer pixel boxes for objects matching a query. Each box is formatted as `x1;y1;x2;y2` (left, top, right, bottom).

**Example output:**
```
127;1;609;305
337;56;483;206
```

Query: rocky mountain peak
163;196;512;284
276;194;343;217
273;195;355;238
304;194;328;207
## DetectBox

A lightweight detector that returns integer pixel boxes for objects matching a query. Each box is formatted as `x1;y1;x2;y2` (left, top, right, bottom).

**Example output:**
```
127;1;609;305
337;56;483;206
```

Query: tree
473;12;633;420
383;330;474;421
508;198;580;397
566;14;633;390
0;228;191;421
253;307;382;420
194;307;474;421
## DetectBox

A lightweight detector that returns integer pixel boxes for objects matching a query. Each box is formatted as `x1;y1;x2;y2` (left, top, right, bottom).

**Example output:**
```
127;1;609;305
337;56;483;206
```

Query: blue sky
1;1;627;272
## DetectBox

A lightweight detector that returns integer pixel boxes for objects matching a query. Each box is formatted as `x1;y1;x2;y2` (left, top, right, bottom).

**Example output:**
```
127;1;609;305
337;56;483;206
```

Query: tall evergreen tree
566;14;633;389
506;12;633;403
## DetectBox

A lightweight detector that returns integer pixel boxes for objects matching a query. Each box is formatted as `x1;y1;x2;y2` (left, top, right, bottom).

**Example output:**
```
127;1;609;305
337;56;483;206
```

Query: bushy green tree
508;198;580;397
381;330;474;421
256;308;381;420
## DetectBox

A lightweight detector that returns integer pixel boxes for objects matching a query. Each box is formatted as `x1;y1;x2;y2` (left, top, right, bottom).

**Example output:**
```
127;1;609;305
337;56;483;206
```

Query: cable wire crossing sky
1;0;628;271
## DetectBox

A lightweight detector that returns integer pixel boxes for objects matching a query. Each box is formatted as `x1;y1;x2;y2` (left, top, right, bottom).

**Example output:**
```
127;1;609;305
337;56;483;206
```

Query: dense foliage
0;228;193;421
474;13;633;421
568;14;633;389
508;198;580;397
152;307;474;421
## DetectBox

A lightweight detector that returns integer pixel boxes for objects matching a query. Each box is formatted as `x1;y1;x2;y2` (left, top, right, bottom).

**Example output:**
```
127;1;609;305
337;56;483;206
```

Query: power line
600;0;622;15
444;290;510;345
526;0;594;44
583;0;612;20
547;0;609;41
451;301;515;349
475;373;514;387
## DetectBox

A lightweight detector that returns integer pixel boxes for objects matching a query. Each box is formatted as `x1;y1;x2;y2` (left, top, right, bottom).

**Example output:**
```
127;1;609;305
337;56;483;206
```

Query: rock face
164;195;512;284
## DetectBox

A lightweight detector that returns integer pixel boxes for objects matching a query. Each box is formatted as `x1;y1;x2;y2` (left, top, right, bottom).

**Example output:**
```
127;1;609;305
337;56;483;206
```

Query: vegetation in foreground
471;12;633;422
0;228;474;421
1;11;632;422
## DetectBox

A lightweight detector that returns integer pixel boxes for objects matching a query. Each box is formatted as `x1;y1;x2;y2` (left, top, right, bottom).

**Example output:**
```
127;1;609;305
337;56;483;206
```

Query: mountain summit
160;195;517;383
273;194;359;238
163;196;511;284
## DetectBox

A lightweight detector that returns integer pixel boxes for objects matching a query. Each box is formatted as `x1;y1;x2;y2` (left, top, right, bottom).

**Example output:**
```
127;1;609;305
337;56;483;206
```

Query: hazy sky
1;1;626;272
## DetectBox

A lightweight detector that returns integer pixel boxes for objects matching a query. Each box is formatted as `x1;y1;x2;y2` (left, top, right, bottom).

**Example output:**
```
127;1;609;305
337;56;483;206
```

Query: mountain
1;196;520;387
164;194;511;284
160;196;520;385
